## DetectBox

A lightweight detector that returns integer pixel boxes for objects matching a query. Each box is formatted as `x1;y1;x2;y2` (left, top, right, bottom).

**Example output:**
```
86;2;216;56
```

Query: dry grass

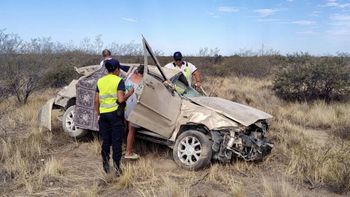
160;175;190;197
88;136;101;156
262;176;302;197
0;89;59;194
69;183;100;197
0;128;60;194
271;115;350;193
278;101;350;130
42;157;66;177
0;89;59;137
118;158;157;189
1;78;350;196
205;76;350;194
207;164;247;196
203;77;281;115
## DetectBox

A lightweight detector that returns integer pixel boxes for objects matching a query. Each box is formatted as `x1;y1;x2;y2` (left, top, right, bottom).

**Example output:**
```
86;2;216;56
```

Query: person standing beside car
100;49;129;73
124;65;145;160
165;51;202;88
94;59;134;175
100;49;112;67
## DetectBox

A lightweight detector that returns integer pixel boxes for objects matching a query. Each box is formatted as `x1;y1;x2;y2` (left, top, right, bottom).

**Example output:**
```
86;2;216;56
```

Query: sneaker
124;153;140;160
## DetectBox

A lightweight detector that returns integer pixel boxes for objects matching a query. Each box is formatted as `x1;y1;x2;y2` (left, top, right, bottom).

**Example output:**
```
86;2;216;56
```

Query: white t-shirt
99;57;112;67
164;61;197;86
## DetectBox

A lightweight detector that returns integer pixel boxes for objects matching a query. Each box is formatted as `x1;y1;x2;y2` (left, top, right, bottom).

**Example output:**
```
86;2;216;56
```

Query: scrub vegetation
1;29;350;196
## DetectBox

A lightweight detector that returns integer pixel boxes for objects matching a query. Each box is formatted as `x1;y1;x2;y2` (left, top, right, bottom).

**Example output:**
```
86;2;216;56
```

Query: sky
1;0;350;56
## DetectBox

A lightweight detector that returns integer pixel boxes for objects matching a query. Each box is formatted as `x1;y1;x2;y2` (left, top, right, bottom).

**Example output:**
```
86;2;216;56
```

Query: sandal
124;153;140;160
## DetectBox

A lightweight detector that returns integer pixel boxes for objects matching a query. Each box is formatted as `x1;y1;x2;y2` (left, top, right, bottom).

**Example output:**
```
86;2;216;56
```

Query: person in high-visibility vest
94;59;134;175
165;51;202;88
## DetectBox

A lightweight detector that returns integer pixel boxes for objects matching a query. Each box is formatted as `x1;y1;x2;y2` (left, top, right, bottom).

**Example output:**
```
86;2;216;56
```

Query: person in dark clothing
94;59;134;175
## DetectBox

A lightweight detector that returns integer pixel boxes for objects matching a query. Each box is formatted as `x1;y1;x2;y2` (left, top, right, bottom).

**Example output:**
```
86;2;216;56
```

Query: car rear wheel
173;130;212;170
62;105;88;138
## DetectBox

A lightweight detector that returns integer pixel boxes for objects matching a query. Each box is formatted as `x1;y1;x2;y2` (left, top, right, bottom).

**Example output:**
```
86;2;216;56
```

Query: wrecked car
38;37;273;170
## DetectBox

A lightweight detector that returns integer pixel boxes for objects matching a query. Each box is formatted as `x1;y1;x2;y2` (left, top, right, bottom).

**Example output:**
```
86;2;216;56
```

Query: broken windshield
171;73;202;98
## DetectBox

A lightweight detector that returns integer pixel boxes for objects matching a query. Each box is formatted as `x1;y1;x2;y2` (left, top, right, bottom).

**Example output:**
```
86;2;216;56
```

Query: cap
104;59;120;72
173;51;182;61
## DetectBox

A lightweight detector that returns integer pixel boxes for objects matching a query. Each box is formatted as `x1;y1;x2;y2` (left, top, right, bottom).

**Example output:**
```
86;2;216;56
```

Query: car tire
173;130;212;170
62;105;88;138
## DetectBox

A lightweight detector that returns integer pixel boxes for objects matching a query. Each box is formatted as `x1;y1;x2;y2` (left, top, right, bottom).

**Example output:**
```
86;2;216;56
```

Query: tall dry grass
277;101;350;130
262;176;302;197
1;76;350;195
0;88;60;193
204;76;350;194
208;164;247;196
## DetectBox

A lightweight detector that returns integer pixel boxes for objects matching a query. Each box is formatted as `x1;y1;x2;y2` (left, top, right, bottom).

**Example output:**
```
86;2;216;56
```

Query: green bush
273;58;350;102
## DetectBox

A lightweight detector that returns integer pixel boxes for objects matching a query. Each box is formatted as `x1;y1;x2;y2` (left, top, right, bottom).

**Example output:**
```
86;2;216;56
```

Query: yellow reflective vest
97;74;122;114
173;62;190;82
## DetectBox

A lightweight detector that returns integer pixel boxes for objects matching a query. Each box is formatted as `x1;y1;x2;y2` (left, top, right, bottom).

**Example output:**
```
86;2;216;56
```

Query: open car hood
189;97;273;127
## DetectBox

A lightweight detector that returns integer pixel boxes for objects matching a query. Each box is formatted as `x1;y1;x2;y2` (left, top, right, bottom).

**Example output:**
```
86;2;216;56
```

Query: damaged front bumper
211;122;273;163
37;98;55;131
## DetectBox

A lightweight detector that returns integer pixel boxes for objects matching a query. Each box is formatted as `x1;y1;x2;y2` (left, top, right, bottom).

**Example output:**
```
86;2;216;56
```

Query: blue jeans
98;110;124;169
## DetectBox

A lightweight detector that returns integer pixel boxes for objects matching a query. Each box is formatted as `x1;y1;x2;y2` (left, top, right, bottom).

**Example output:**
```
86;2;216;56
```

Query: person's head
173;51;183;66
135;64;144;76
102;49;112;59
104;59;120;74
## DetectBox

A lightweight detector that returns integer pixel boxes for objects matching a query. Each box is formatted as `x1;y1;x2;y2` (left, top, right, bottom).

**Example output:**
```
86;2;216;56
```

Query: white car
39;37;274;170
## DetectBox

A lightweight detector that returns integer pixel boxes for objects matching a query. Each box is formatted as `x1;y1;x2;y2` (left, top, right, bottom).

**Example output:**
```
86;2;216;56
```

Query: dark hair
104;59;120;73
102;49;111;58
135;64;144;75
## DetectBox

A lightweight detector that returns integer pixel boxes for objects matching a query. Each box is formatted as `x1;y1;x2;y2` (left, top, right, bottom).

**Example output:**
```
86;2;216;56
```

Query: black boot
115;167;123;177
113;162;122;177
103;161;110;174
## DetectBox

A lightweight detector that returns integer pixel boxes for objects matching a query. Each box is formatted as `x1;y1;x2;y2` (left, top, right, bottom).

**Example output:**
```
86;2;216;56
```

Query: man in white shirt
164;51;202;87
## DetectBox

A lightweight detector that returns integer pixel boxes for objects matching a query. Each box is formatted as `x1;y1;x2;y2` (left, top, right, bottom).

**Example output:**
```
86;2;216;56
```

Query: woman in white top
124;65;144;159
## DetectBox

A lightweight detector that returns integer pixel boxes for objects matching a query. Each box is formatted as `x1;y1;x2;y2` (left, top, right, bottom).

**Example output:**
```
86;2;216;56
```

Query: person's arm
116;80;134;103
117;88;134;103
188;62;201;87
193;70;201;87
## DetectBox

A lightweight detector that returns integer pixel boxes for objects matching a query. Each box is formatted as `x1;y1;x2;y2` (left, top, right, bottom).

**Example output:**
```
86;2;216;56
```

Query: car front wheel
62;105;88;138
173;130;212;170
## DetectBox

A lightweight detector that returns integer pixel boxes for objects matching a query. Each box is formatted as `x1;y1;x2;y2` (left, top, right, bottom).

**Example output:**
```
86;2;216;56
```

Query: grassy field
1;76;349;196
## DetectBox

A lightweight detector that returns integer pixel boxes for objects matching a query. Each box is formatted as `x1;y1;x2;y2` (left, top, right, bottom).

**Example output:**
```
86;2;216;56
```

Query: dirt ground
1;82;349;196
2;126;344;197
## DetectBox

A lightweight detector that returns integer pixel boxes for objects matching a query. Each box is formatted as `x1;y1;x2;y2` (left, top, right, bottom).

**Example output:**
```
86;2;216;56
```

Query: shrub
273;58;350;102
286;52;312;64
39;64;78;88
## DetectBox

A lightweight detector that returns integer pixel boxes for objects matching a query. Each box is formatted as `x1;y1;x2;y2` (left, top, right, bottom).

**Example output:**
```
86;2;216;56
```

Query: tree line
0;29;349;104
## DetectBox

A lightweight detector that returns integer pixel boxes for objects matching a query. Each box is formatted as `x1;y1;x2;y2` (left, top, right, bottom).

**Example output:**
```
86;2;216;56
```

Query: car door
127;37;182;139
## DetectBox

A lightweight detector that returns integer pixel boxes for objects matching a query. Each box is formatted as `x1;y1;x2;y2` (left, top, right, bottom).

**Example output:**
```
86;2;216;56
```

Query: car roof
76;63;181;80
147;65;180;79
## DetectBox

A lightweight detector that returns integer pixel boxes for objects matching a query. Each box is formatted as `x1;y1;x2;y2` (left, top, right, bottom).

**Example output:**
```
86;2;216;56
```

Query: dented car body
38;37;273;170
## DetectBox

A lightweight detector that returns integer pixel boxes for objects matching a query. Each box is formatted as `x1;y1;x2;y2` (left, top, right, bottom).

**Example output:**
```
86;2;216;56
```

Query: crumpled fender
170;100;239;141
37;98;55;131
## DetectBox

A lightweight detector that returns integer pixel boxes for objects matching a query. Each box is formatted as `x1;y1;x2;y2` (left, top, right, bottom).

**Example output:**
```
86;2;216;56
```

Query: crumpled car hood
189;97;273;126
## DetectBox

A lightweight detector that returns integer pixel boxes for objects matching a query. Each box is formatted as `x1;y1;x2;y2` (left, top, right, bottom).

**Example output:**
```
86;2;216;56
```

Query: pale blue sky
1;0;350;55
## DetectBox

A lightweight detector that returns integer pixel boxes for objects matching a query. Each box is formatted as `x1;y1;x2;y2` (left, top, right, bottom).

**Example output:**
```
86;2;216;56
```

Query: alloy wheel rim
65;108;76;132
177;136;202;166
